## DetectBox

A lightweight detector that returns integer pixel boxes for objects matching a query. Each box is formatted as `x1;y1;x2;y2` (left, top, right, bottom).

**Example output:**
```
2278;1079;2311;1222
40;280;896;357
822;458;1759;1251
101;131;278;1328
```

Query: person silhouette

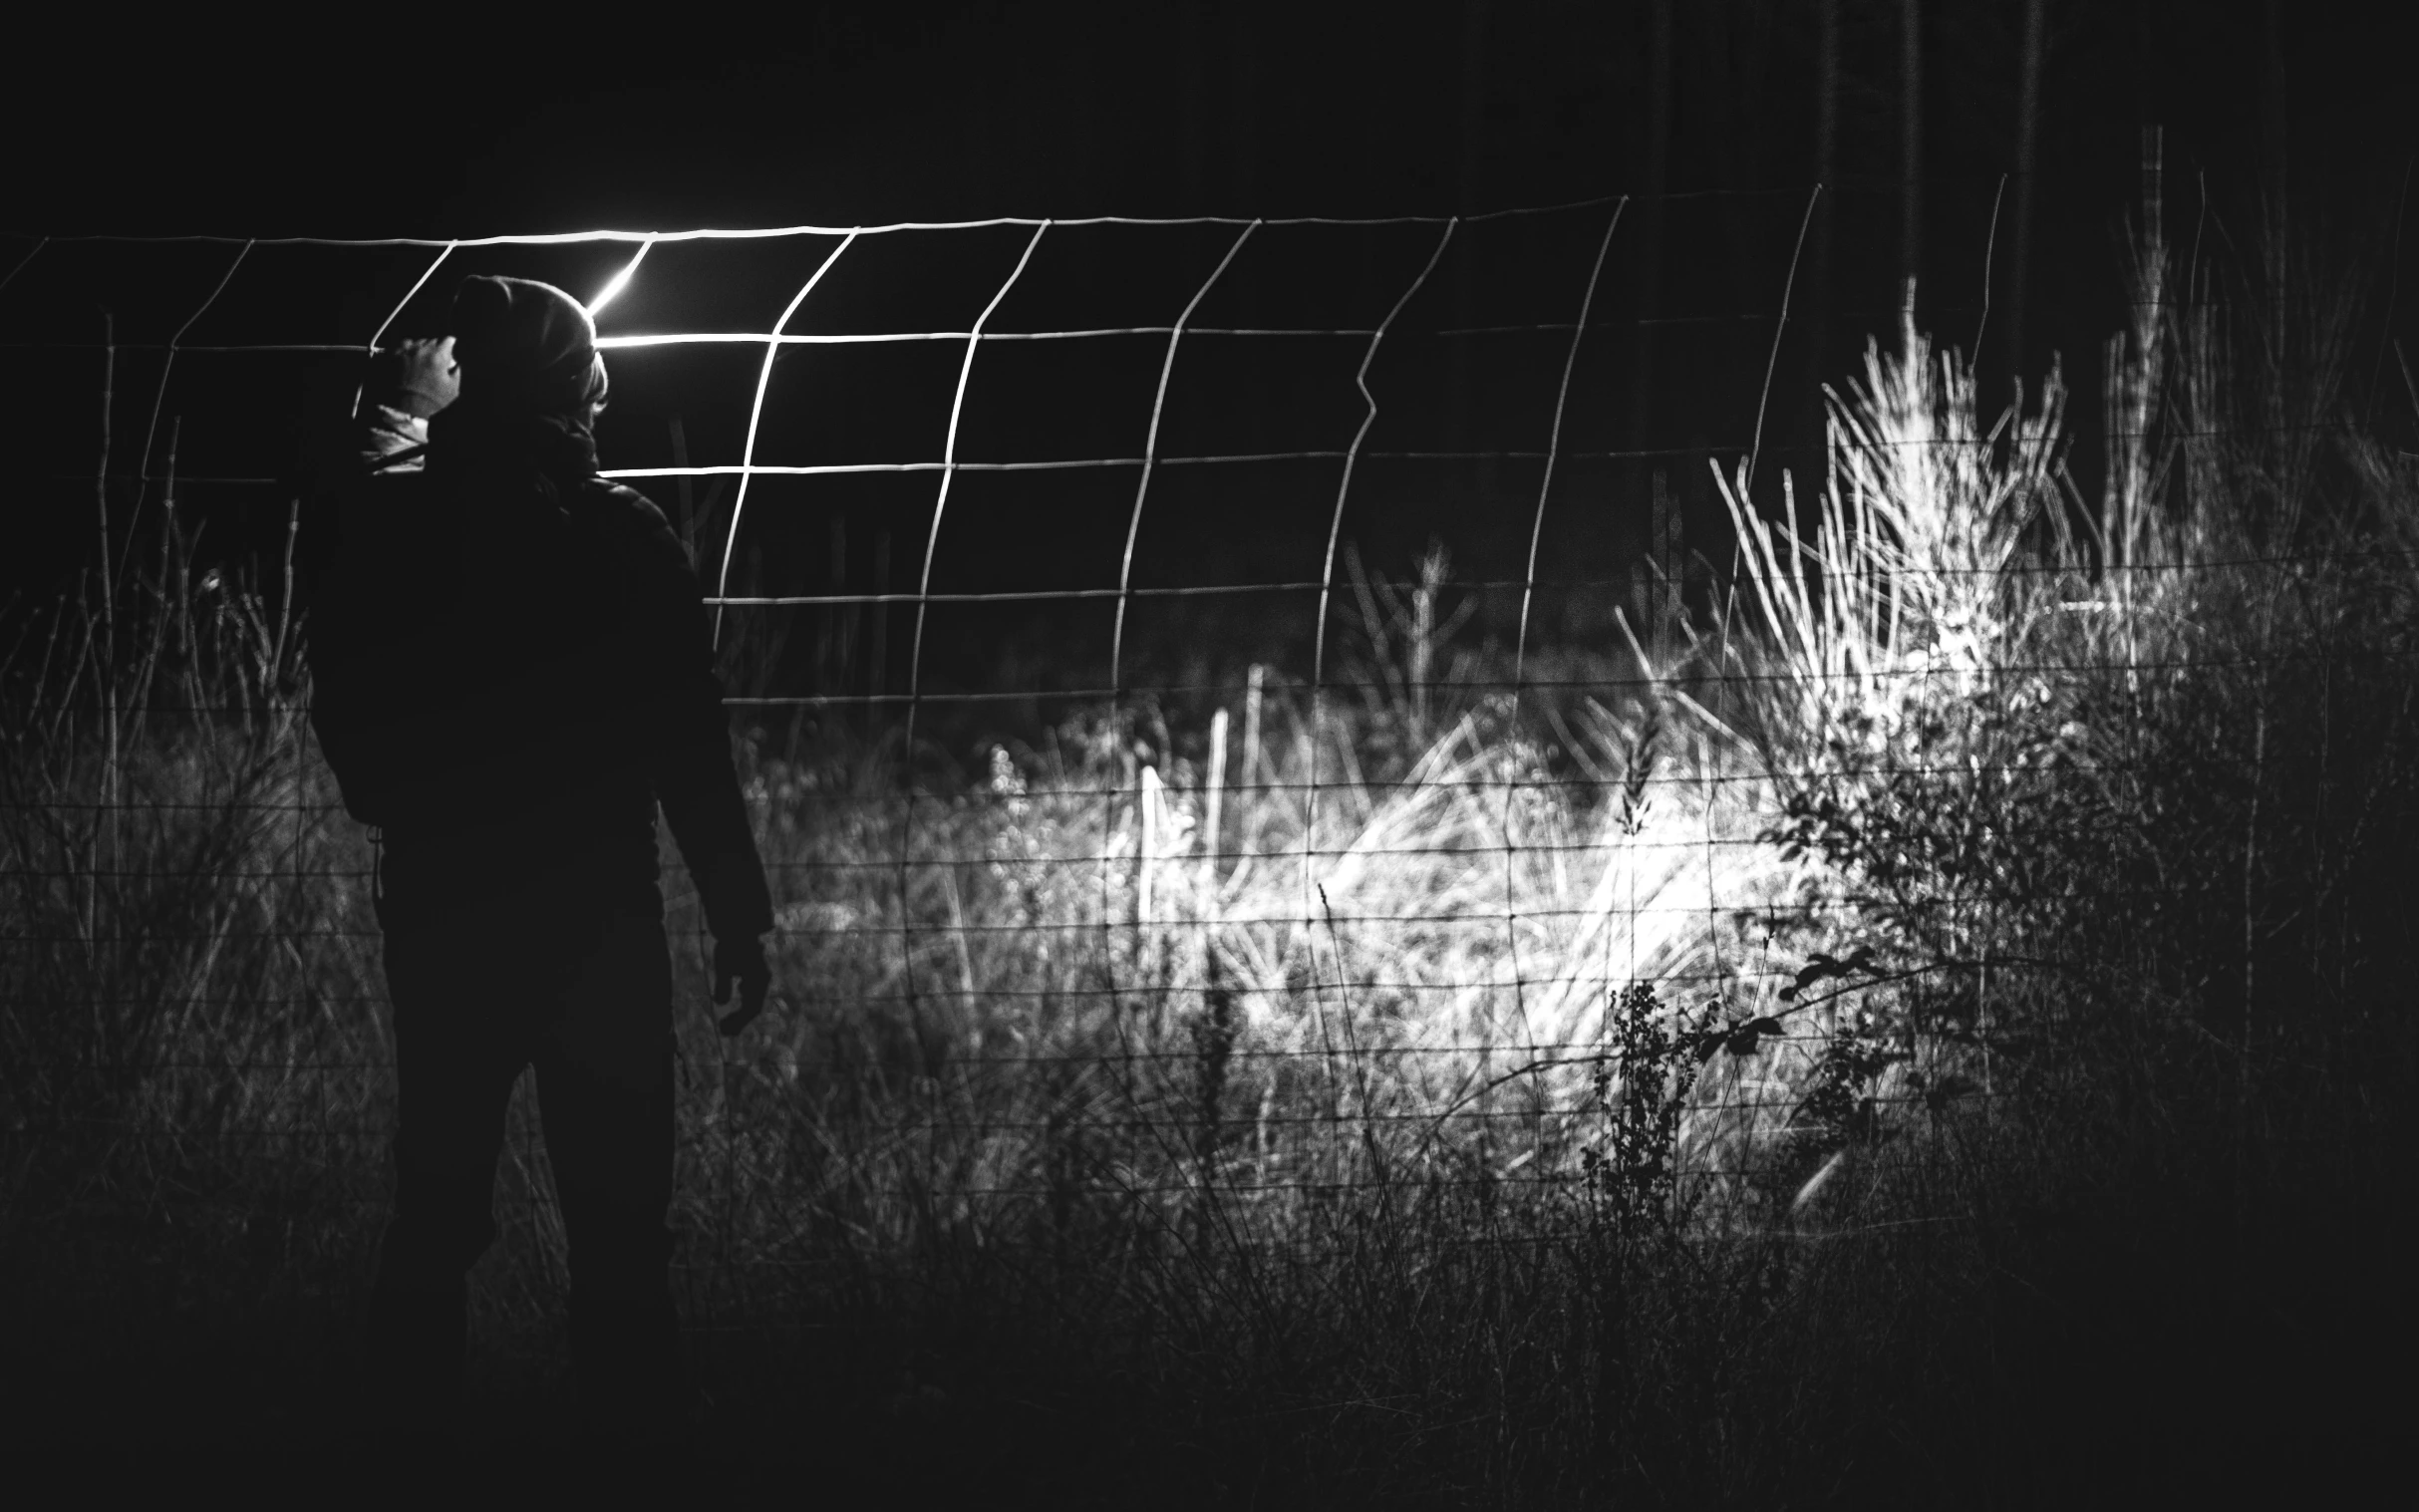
307;275;774;1447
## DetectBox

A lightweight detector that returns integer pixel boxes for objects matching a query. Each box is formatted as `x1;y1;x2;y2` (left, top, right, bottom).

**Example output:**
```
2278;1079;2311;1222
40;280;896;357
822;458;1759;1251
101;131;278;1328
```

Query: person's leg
369;909;532;1438
529;894;685;1436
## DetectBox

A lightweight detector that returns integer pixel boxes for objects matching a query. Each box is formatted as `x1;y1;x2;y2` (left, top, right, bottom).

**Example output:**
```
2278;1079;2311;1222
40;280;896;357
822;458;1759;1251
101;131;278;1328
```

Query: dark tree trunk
1457;0;1488;214
1805;0;1840;456
1710;0;1772;424
1181;0;1208;210
2260;0;2288;339
1900;0;1924;325
2009;0;2046;396
1450;0;1489;457
1628;0;1672;460
1614;0;1675;601
868;529;890;735
1230;2;1260;213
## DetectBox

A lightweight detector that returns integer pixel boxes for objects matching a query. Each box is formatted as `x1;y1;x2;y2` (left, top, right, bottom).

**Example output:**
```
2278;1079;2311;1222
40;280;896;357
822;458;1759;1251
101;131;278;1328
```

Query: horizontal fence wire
0;887;2207;945
34;431;2374;492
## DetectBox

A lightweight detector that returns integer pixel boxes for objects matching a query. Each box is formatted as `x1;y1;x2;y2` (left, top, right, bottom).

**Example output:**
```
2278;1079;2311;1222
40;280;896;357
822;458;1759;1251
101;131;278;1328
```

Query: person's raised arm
357;336;458;470
306;337;460;828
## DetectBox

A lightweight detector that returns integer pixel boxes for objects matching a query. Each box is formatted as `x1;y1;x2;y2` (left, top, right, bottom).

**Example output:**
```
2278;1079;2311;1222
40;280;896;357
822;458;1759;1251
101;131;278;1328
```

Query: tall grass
7;205;2419;1505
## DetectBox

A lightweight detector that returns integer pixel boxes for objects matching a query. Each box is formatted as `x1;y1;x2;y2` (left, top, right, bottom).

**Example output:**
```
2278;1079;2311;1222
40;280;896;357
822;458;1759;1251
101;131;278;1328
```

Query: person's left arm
615;491;777;1034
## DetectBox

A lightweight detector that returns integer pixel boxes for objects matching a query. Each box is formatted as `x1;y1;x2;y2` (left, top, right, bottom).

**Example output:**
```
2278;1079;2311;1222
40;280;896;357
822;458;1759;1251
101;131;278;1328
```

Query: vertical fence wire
713;229;859;650
1303;219;1459;1167
901;220;1051;1071
1504;201;1623;1142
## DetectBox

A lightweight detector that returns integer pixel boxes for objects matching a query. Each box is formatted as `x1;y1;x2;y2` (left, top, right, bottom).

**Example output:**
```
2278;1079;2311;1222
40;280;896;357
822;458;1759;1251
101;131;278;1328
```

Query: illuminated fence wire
16;642;2413;719
0;186;2392;1294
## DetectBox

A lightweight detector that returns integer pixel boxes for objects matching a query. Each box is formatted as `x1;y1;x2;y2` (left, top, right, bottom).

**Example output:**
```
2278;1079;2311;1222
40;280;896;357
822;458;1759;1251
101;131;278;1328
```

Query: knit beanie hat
450;275;610;416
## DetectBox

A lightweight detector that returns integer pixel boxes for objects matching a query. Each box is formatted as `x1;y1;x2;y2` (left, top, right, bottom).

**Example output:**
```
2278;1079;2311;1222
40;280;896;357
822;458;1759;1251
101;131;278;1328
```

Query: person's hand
369;336;460;418
712;933;773;1037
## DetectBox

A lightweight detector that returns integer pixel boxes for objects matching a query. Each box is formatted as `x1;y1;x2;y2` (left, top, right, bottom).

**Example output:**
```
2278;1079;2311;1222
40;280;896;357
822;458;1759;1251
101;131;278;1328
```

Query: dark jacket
307;399;772;943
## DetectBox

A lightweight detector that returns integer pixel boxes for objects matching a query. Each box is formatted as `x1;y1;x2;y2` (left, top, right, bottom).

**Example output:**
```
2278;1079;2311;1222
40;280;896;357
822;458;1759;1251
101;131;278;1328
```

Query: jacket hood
450;275;609;417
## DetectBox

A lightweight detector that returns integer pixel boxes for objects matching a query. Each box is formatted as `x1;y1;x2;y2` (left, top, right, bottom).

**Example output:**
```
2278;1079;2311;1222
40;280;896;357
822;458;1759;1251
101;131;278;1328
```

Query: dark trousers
368;863;684;1427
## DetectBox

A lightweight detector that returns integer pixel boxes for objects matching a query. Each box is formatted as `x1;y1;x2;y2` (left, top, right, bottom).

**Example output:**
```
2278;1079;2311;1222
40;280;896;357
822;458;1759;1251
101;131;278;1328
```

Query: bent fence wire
0;194;2391;1319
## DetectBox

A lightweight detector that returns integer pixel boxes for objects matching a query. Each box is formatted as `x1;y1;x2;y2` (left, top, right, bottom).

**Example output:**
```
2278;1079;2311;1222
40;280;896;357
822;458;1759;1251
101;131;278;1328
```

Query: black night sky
17;2;2416;233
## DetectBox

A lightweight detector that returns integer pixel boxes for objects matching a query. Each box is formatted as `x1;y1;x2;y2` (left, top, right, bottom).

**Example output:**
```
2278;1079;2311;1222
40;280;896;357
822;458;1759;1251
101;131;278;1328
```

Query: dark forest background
14;0;2415;382
10;0;2418;722
18;2;2414;230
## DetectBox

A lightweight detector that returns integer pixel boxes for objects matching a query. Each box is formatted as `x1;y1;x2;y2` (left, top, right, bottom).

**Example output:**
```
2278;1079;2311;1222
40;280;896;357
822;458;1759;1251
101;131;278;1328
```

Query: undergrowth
6;206;2419;1507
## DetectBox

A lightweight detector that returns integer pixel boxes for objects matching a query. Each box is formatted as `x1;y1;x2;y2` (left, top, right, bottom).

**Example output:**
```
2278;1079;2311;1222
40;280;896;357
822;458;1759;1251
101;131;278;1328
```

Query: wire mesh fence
2;185;2407;1334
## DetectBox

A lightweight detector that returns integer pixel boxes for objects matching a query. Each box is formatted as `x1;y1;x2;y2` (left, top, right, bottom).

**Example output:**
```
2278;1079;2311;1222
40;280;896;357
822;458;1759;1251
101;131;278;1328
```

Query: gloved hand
712;933;773;1037
366;336;460;418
